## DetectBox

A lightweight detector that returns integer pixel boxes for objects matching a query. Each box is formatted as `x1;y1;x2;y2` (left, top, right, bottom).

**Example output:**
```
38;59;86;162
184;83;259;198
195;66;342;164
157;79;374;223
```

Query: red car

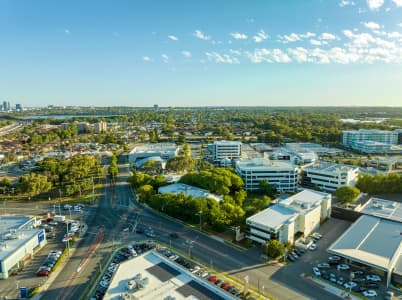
36;266;50;276
208;276;217;283
221;283;231;290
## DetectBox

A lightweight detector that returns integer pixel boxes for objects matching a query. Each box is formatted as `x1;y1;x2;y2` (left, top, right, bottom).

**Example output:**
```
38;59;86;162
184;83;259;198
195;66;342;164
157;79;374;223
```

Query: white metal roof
246;204;298;230
359;197;402;223
328;215;402;272
158;183;222;202
280;189;330;212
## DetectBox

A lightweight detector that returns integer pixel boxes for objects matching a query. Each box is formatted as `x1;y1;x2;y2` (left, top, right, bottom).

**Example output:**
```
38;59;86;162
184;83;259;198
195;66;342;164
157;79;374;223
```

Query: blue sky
1;0;402;107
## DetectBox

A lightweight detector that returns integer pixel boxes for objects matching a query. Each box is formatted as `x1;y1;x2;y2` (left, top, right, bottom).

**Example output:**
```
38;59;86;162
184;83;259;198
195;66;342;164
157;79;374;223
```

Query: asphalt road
28;156;343;300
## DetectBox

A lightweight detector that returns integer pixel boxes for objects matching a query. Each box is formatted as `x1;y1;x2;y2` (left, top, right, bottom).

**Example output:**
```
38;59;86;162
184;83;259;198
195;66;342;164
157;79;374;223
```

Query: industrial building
235;158;299;192
301;161;360;192
158;183;222;202
0;216;46;279
246;189;331;244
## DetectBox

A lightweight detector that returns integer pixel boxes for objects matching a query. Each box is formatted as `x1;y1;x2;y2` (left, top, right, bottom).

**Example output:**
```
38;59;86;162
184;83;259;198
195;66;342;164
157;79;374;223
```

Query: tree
18;173;52;197
262;240;285;259
335;186;360;204
166;156;196;173
258;180;274;197
183;144;191;157
137;184;155;202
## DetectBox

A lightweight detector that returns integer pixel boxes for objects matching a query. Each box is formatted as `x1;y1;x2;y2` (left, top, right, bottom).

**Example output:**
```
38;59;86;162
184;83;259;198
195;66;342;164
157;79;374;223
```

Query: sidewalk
306;275;362;300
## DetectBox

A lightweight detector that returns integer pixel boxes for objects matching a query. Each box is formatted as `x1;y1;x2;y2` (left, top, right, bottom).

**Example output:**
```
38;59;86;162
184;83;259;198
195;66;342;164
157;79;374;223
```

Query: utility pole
92;176;95;204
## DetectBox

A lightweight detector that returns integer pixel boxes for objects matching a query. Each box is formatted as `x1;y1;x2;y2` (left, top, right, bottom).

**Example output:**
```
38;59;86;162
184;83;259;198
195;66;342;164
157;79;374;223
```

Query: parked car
337;264;350;270
215;279;223;286
317;263;330;269
208;276;217;283
330;274;337;283
309;243;317;251
352;285;367;293
322;272;330;280
384;291;394;300
353;270;364;276
344;282;357;289
364;282;379;289
287;254;296;262
312;267;321;276
328;256;340;262
362;290;377;297
366;274;381;282
36;266;50;276
337;277;344;286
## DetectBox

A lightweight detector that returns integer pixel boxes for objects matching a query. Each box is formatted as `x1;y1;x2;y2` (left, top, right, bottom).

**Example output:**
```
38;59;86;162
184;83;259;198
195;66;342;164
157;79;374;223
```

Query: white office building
235;158;299;192
212;141;242;164
350;140;402;154
0;216;46;279
342;129;398;147
129;143;180;166
301;161;359;192
246;189;331;245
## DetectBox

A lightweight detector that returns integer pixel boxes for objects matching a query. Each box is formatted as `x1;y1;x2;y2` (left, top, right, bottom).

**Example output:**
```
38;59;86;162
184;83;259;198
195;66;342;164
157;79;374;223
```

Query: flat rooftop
359;197;402;223
246;204;297;230
104;251;235;300
280;189;330;212
303;161;358;173
158;183;222;202
236;158;297;170
130;143;179;154
213;140;242;146
328;215;402;272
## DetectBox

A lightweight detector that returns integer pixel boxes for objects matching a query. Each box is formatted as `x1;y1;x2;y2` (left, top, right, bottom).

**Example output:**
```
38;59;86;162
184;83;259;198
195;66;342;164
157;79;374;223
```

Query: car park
362;290;377;297
312;267;321;276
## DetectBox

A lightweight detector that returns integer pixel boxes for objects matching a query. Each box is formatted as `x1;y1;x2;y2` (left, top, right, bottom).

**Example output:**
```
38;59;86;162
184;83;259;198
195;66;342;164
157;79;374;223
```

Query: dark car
363;282;379;289
322;273;330;280
352;285;366;293
287;254;296;262
215;279;223;286
169;232;180;238
136;227;145;234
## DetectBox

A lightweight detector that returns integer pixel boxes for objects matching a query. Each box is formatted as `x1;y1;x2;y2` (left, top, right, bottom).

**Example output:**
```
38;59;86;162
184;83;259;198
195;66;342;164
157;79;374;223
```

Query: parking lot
272;217;402;299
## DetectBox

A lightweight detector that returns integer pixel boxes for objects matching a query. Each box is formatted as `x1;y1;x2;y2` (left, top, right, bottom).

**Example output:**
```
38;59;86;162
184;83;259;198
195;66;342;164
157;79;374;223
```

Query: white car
344;282;357;289
366;274;381;282
362;290;377;297
312;267;321;276
169;255;179;261
309;243;317;251
328;256;341;262
317;263;330;269
191;266;201;274
99;280;110;288
337;264;350;270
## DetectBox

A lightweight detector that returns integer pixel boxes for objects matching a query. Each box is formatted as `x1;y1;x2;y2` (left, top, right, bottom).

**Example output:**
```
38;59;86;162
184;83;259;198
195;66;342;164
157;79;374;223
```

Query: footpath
306;275;361;300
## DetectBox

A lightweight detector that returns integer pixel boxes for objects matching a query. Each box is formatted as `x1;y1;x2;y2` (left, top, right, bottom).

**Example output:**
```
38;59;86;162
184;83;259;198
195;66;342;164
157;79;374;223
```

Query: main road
42;156;340;300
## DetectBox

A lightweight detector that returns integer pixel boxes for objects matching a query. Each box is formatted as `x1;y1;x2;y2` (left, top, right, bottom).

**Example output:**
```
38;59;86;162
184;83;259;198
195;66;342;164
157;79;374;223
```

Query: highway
37;155;340;300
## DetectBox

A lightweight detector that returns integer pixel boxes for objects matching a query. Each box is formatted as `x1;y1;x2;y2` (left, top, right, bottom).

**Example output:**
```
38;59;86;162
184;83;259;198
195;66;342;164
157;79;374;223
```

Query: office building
246;189;331;244
342;129;398;147
75;122;90;133
235;158;299;192
0;216;46;279
301;161;359;192
15;104;23;112
93;121;107;134
212;141;242;164
129;143;180;166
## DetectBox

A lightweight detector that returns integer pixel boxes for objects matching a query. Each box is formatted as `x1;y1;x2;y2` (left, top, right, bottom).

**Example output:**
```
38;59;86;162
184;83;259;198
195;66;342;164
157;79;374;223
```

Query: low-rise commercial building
301;161;359;192
129;143;180;166
246;189;331;244
342;129;399;147
158;183;222;202
212;141;242;164
0;216;46;279
235;158;299;192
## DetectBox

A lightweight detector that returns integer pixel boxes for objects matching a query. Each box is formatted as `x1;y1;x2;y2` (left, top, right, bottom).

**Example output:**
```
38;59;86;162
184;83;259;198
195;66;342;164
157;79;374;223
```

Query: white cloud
339;0;356;7
181;51;192;58
143;56;152;62
194;30;211;40
392;0;402;6
364;21;381;30
229;49;241;56
230;32;248;40
247;48;291;63
253;29;269;43
64;29;70;35
161;54;169;63
366;0;384;10
168;35;178;41
279;32;316;43
320;33;337;40
398;23;402;27
205;52;240;64
310;39;322;46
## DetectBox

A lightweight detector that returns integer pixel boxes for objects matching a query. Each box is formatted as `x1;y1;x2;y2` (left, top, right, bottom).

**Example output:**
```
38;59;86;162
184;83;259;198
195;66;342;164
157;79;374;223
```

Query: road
23;154;341;300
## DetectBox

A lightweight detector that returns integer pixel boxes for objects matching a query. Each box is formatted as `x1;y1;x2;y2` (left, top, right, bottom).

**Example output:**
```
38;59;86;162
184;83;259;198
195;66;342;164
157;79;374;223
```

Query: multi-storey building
301;161;359;192
342;129;398;147
93;121;107;134
212;141;242;163
235;158;299;192
246;189;331;245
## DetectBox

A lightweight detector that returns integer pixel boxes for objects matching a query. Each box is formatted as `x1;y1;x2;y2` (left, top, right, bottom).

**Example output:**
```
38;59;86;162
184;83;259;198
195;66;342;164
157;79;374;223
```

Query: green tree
258;180;274;197
137;184;155;202
335;186;360;204
18;173;52;197
262;240;285;258
166;156;196;173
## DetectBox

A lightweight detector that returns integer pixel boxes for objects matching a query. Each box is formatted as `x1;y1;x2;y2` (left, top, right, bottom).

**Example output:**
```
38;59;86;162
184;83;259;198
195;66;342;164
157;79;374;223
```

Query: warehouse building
0;216;46;279
246;189;331;244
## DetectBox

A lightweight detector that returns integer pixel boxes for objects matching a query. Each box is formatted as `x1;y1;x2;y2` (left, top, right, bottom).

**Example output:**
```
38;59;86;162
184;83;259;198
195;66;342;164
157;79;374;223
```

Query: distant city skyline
1;0;402;107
